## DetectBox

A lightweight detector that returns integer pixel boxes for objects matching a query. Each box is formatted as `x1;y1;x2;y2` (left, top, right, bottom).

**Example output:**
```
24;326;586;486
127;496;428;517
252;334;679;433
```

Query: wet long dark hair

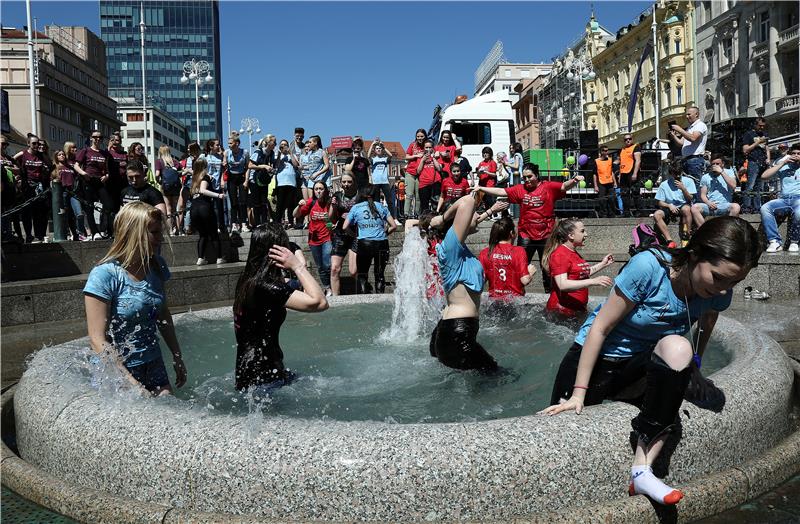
358;184;380;218
234;223;291;313
418;210;444;243
542;218;581;271
488;217;516;255
655;216;763;273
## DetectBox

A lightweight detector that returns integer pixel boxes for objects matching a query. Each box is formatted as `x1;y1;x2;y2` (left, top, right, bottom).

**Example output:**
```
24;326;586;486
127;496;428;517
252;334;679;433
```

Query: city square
1;1;799;522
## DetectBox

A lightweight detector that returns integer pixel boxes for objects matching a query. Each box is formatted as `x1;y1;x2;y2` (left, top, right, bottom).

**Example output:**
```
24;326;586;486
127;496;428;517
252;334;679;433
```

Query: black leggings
227;174;247;225
275;185;297;224
429;317;498;371
596;182;617;218
516;236;550;293
19;183;49;240
83;178;115;236
190;198;220;261
418;182;441;213
355;239;389;293
550;343;691;445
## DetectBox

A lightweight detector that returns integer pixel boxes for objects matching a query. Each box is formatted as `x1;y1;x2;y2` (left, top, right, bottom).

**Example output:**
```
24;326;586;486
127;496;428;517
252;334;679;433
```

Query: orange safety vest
595;158;614;185
619;144;638;174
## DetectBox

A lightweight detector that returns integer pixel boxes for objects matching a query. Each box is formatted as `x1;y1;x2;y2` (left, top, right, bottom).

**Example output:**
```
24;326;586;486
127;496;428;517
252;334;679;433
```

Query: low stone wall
11;295;796;522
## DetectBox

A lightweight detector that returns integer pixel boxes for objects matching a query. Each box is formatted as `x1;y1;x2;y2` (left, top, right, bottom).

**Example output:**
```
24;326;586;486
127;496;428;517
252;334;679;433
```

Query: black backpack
161;162;181;190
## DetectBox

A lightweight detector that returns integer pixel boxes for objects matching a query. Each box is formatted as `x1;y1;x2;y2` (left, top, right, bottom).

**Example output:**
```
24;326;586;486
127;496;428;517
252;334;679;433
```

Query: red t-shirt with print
418;156;441;189
405;142;424;177
434;144;456;175
479;243;529;299
440;176;470;202
478;160;498;188
505;181;566;241
298;199;332;246
547;244;592;315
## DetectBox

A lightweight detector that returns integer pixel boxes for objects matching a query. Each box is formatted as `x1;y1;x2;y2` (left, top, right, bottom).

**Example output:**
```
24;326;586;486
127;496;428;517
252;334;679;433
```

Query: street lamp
564;53;596;138
239;117;261;155
181;58;213;144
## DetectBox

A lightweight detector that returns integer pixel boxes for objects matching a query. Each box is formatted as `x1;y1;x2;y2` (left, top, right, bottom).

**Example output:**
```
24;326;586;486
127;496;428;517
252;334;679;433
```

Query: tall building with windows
100;0;222;146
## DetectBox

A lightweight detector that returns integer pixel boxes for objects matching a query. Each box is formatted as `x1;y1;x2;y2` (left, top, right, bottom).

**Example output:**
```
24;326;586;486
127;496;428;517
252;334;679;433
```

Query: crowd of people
70;105;798;510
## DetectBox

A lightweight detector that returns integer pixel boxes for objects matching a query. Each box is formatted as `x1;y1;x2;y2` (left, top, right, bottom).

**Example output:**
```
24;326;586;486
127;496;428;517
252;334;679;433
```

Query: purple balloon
578;154;589;166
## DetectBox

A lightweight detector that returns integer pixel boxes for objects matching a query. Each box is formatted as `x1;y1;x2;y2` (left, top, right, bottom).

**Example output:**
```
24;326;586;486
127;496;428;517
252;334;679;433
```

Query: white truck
429;90;516;172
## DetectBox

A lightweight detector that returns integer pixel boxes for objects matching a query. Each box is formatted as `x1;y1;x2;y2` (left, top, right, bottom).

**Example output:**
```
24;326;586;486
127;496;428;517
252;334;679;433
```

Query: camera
667;120;677;129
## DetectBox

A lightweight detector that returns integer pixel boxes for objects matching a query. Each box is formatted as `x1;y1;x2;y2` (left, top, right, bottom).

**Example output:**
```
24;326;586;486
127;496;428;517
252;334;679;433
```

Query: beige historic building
586;1;696;150
0;26;121;151
512;76;546;151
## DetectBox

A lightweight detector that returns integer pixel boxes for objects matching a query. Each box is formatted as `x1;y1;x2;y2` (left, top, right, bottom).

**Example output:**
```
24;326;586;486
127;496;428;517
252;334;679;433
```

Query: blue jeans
309;240;332;288
760;196;800;244
744;161;765;212
682;156;705;180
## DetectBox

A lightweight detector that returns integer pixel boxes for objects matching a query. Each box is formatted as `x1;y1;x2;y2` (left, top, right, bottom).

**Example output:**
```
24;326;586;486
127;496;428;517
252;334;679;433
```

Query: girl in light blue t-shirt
541;216;763;507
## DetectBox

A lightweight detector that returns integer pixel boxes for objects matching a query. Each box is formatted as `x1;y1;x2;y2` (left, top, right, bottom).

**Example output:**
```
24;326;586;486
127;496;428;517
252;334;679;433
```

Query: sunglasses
92;136;103;139
624;137;632;141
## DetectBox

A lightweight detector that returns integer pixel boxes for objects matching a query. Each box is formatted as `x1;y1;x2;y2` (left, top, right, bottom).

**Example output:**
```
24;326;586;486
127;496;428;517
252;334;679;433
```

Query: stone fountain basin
12;294;795;521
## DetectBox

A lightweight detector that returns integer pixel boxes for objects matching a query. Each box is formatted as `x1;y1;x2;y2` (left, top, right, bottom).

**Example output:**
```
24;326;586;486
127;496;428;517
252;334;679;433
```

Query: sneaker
231;224;240;233
241;224;250;233
196;258;209;266
215;257;225;265
31;238;42;244
79;234;90;242
766;240;783;253
93;233;103;241
751;289;771;300
667;241;677;249
743;286;752;300
325;289;333;297
789;242;799;253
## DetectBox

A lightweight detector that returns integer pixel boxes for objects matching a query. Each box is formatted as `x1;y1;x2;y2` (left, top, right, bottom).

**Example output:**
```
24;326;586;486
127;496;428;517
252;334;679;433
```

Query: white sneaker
215;258;225;264
789;242;799;253
241;224;250;233
766;240;783;253
93;233;103;241
196;258;209;266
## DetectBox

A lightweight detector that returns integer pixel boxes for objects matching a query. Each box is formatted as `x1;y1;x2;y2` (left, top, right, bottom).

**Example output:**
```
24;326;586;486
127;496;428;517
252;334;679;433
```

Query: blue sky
3;1;650;145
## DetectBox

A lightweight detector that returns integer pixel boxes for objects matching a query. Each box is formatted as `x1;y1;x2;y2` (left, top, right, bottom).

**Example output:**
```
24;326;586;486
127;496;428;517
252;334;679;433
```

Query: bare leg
330;254;344;295
653;210;672;242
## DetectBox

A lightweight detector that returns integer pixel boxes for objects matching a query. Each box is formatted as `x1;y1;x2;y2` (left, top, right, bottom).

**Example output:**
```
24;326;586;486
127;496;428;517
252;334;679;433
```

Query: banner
627;40;653;132
331;136;353;149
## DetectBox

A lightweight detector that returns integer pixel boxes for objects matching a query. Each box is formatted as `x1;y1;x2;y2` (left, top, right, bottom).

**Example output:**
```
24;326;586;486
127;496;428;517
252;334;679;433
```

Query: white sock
630;465;683;505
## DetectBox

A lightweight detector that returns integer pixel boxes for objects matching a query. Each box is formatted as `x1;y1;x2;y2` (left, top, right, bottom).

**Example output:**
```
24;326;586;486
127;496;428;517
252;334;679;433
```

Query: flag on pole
627;40;653;132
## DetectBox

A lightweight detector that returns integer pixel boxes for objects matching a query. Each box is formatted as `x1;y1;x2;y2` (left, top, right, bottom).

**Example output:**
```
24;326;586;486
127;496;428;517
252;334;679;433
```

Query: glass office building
100;0;222;145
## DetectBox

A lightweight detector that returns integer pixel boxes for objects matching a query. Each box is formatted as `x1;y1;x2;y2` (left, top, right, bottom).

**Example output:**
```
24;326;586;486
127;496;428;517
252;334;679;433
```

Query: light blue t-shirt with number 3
575;250;732;358
83;256;170;367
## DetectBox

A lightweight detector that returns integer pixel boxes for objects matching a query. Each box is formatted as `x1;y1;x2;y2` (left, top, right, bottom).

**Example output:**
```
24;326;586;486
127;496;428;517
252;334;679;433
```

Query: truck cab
429;91;516;172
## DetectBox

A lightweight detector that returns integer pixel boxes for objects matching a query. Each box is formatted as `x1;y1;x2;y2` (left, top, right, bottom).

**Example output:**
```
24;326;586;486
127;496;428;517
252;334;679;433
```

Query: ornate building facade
586;1;696;149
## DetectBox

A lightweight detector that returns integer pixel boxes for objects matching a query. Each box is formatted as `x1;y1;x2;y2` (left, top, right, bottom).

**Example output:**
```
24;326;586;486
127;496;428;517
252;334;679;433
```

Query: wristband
573;385;588;390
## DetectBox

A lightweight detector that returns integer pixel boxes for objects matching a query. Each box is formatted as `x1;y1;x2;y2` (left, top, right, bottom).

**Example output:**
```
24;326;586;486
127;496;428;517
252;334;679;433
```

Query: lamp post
565;54;596;136
239;117;261;155
139;2;149;160
180;58;212;144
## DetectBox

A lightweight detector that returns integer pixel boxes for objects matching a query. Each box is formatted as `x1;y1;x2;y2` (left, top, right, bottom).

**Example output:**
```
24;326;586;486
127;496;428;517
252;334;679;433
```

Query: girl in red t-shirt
437;162;471;213
479;217;535;300
294;181;334;295
416;139;442;212
476;146;498;213
434;130;459;177
542;219;614;317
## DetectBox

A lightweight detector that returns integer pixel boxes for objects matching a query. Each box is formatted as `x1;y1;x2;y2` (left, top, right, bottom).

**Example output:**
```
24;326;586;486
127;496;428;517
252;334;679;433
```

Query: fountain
3;232;798;522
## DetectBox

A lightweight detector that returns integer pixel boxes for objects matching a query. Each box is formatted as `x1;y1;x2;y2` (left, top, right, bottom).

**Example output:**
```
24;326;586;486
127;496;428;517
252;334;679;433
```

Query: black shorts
332;231;358;257
655;205;687;225
162;182;182;197
429;317;498;371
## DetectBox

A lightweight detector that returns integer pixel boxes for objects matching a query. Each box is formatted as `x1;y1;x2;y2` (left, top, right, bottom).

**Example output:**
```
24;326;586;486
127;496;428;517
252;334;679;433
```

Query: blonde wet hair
99;202;166;273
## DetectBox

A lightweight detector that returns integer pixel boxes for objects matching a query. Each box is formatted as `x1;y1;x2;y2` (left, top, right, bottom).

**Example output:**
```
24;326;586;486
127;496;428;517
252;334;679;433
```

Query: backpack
629;223;665;257
161;162;181;190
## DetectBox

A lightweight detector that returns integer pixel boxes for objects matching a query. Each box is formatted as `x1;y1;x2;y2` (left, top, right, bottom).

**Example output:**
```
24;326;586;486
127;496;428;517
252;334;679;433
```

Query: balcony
775;93;799;113
778;24;798;50
751;41;768;60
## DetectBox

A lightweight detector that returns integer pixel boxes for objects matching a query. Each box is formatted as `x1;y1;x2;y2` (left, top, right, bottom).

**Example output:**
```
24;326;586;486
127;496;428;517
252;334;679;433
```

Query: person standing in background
741;117;771;213
617;133;641;216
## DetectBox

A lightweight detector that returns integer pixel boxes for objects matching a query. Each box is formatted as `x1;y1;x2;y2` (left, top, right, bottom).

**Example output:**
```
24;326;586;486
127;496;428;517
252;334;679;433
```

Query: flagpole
25;0;38;135
652;2;660;141
140;2;148;161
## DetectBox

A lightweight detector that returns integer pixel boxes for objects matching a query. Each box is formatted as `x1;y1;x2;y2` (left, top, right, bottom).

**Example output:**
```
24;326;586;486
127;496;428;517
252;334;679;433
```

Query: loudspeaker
640;151;660;172
579;130;599;149
556;138;578;150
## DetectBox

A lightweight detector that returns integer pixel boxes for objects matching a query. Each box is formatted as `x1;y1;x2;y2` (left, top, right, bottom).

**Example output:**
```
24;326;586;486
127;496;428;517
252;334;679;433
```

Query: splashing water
379;228;445;342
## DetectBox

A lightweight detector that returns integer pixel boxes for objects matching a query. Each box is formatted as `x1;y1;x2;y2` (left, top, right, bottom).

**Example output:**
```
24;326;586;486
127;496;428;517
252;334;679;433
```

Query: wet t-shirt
332;190;359;232
441;177;470;202
83;256;170;367
349;201;390;241
298;198;332;245
234;281;294;390
76;147;110;179
505;181;566;241
547;244;591;314
479;242;528;299
436;227;484;294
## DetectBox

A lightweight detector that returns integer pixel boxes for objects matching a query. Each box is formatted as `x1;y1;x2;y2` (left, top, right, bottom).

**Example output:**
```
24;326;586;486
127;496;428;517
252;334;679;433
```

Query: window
722;38;733;65
759;11;770;43
57;104;63;117
65;107;70;121
665;82;672;107
761;78;770;105
503;84;512;92
126;113;144;122
704;49;713;76
675;39;681;54
50;125;57;140
590;90;595;102
504;69;512;78
521;69;530;78
48;100;54;114
677;85;683;105
127;129;144;138
449;122;492;145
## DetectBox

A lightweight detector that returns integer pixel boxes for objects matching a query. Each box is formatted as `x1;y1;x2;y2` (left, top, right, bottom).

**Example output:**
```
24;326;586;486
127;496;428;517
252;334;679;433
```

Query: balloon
566;155;576;165
578;180;587;188
578;154;589;166
644;180;654;190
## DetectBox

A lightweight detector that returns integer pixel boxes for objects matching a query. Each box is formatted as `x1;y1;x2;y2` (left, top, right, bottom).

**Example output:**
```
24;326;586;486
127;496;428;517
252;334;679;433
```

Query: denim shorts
126;358;170;393
697;202;732;216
